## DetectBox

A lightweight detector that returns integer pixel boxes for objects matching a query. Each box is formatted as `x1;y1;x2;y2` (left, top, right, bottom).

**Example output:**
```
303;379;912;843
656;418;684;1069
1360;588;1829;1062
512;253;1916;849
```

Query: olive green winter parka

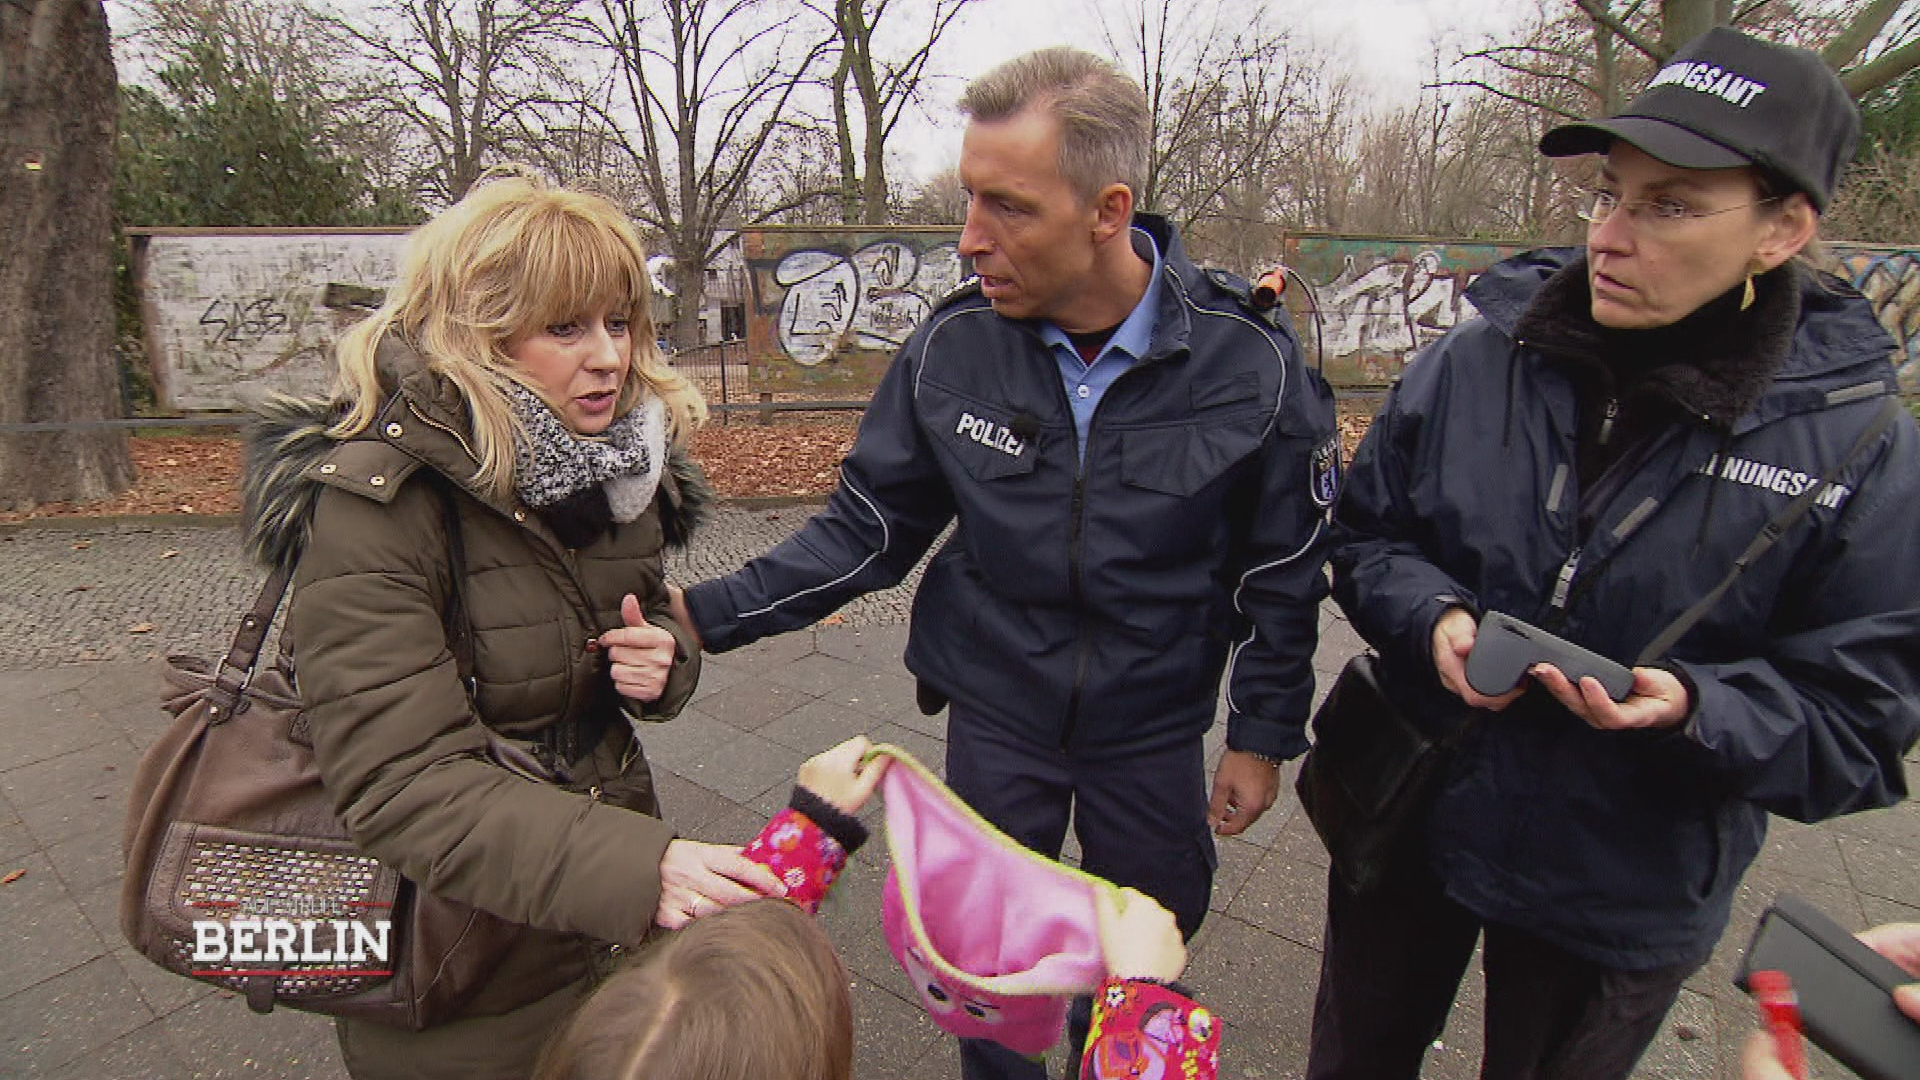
245;344;702;1020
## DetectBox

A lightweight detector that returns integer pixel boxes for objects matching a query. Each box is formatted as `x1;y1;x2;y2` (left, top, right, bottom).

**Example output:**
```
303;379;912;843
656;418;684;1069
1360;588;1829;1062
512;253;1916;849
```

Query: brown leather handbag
120;491;570;1029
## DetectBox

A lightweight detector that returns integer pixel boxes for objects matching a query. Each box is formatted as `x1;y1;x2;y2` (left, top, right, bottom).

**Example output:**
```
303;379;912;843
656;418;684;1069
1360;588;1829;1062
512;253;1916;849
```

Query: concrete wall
131;227;1919;411
1279;234;1920;393
131;229;407;412
740;227;964;394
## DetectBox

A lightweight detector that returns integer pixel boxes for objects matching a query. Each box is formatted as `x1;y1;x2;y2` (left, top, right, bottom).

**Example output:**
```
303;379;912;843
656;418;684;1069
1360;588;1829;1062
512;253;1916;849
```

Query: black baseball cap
1540;27;1860;210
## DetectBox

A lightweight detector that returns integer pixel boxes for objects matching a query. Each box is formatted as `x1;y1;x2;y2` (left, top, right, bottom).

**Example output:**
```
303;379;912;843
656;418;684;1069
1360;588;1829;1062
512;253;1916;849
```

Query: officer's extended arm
684;339;955;653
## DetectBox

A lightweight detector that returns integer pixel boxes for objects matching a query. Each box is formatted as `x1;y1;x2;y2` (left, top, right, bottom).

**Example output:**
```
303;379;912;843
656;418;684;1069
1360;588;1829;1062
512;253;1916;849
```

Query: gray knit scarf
507;381;666;524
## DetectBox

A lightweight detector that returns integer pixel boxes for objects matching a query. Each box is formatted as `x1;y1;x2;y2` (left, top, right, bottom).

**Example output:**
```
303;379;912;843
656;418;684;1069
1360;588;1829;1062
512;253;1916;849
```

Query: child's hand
797;736;889;814
1096;887;1187;983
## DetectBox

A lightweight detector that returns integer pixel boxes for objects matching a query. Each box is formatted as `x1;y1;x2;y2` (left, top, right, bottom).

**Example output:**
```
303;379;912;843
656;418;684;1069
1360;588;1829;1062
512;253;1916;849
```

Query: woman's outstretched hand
654;839;786;929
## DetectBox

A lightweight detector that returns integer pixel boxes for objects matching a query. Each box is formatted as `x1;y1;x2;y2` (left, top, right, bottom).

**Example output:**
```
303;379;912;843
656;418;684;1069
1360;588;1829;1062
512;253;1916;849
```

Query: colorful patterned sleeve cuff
1080;976;1220;1080
741;807;850;914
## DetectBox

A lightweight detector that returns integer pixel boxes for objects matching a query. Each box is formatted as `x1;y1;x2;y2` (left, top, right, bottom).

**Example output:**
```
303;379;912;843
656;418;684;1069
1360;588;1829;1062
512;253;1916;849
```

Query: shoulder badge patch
1310;434;1341;509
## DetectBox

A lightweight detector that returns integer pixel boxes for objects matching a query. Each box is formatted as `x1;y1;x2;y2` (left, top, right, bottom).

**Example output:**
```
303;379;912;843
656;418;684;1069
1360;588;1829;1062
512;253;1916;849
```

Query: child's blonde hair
330;167;705;497
534;899;855;1080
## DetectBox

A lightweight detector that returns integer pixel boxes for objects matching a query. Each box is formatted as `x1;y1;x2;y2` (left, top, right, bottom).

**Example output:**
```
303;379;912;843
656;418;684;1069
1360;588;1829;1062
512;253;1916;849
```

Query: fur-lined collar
241;373;714;571
1512;257;1802;428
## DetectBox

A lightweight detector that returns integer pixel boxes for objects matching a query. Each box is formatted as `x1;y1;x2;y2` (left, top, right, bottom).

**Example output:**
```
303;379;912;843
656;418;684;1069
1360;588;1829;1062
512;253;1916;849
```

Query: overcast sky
887;0;1534;181
107;0;1535;187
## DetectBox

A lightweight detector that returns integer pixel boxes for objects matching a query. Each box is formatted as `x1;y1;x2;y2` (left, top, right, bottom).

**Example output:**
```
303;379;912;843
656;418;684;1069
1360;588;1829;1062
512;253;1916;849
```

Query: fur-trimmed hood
241;393;337;572
241;385;713;571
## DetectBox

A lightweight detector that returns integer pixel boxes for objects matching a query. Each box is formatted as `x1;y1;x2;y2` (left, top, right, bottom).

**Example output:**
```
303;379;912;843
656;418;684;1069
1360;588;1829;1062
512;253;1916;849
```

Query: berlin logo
189;895;393;978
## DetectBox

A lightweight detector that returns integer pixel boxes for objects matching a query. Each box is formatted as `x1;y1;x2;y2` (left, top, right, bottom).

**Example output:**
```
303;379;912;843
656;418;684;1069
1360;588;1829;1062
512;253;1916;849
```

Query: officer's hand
1529;664;1689;730
602;594;678;703
1433;607;1524;711
1209;749;1279;836
666;584;704;653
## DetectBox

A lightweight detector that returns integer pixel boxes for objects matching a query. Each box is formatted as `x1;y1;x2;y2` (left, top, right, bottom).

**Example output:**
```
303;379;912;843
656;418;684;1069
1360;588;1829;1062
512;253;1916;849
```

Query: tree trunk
860;95;887;225
0;0;134;513
831;49;860;224
669;251;708;349
1659;0;1717;55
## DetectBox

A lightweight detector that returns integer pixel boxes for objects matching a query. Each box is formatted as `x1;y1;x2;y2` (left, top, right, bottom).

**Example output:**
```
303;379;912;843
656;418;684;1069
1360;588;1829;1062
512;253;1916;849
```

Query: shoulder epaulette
1204;267;1255;306
1202;266;1292;331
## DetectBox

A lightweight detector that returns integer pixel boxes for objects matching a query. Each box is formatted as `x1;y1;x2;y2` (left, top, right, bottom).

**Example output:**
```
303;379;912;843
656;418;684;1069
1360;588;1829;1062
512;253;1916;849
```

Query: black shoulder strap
430;480;476;684
223;475;476;708
1637;396;1901;665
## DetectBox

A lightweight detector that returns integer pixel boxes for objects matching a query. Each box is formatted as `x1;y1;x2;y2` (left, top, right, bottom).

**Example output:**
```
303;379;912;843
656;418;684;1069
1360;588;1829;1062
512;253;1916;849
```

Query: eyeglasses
1576;188;1781;230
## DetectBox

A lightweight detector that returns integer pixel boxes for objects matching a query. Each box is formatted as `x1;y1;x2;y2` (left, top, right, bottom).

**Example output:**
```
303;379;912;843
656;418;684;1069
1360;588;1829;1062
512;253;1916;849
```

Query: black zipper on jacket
1060;473;1091;750
1542;424;1683;633
1052;338;1182;751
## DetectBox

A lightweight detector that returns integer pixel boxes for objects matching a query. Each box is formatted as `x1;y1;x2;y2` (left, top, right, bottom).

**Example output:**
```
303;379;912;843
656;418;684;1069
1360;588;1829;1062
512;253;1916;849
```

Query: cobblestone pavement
1;512;1915;1079
0;507;927;670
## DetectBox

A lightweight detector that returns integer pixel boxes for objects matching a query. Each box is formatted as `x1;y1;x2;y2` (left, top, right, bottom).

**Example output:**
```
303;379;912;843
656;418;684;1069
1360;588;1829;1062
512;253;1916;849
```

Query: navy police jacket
686;215;1337;757
1334;247;1920;969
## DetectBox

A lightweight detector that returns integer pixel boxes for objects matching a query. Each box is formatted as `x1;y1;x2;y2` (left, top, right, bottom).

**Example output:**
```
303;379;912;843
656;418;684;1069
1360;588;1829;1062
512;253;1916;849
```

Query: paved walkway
1;511;1914;1078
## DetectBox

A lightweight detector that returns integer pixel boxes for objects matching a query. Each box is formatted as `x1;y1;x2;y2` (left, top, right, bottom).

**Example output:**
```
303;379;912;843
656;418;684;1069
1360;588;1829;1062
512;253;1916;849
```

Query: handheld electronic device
1737;894;1920;1080
1463;611;1635;702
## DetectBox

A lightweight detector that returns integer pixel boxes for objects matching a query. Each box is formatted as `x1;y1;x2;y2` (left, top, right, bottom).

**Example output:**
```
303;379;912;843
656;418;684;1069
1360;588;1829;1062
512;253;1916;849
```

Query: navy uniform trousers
940;702;1217;1080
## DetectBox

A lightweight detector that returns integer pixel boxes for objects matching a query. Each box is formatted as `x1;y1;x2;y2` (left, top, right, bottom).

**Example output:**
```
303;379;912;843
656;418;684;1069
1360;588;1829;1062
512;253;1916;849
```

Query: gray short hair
959;47;1150;206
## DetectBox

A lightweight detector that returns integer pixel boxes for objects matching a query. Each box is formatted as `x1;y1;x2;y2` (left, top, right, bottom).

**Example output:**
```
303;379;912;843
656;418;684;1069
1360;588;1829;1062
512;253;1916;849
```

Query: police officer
668;46;1337;1079
1312;28;1920;1080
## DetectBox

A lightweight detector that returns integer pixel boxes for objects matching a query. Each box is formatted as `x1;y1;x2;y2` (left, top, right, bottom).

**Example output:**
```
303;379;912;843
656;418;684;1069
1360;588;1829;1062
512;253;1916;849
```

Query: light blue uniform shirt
1037;230;1163;463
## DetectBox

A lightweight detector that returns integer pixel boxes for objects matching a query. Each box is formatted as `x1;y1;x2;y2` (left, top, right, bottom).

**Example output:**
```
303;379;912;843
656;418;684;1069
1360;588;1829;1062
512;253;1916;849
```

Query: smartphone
1737;894;1920;1080
1463;610;1635;702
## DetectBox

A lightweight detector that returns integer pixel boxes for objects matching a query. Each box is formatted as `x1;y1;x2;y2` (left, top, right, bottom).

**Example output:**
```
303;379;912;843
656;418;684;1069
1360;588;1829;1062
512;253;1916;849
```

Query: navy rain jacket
1334;247;1920;969
686;215;1337;758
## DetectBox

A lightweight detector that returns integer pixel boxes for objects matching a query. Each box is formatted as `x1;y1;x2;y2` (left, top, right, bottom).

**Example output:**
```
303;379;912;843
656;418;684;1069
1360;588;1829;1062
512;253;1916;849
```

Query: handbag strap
212;474;477;717
1635;396;1900;666
209;564;296;712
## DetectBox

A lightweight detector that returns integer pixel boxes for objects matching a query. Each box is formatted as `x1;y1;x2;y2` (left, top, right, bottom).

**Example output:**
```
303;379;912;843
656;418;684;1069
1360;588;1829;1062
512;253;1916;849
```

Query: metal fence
662;339;872;424
664;340;750;408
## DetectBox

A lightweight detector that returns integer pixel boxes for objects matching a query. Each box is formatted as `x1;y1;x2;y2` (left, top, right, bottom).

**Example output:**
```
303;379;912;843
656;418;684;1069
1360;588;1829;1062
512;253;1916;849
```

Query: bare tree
583;0;827;346
896;166;968;224
336;0;583;206
1097;0;1306;264
811;0;972;224
1560;0;1920;97
127;0;347;102
751;121;846;225
1827;141;1920;242
1;0;135;511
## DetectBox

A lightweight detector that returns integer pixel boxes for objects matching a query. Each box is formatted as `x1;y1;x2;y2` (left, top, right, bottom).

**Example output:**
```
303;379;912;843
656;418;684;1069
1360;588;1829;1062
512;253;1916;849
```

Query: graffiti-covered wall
741;227;964;393
1833;246;1920;394
1280;233;1920;393
131;229;408;411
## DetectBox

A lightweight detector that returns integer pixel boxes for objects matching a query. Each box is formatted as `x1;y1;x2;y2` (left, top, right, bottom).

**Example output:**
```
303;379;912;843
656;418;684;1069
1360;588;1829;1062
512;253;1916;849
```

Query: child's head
535;898;854;1080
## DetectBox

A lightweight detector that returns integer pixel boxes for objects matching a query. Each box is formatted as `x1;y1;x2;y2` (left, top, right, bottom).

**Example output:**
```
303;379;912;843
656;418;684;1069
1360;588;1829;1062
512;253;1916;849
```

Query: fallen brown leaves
0;404;1381;523
0;437;243;524
690;415;859;499
0;420;868;523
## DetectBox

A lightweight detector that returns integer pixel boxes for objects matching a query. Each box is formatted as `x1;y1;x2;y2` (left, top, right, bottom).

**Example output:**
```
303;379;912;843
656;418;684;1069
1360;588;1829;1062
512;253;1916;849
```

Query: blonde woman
241;171;784;1079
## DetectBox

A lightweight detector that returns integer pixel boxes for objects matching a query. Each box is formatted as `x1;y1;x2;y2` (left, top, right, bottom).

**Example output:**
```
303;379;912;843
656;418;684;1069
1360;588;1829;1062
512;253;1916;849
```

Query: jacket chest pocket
1118;416;1265;498
921;384;1042;483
